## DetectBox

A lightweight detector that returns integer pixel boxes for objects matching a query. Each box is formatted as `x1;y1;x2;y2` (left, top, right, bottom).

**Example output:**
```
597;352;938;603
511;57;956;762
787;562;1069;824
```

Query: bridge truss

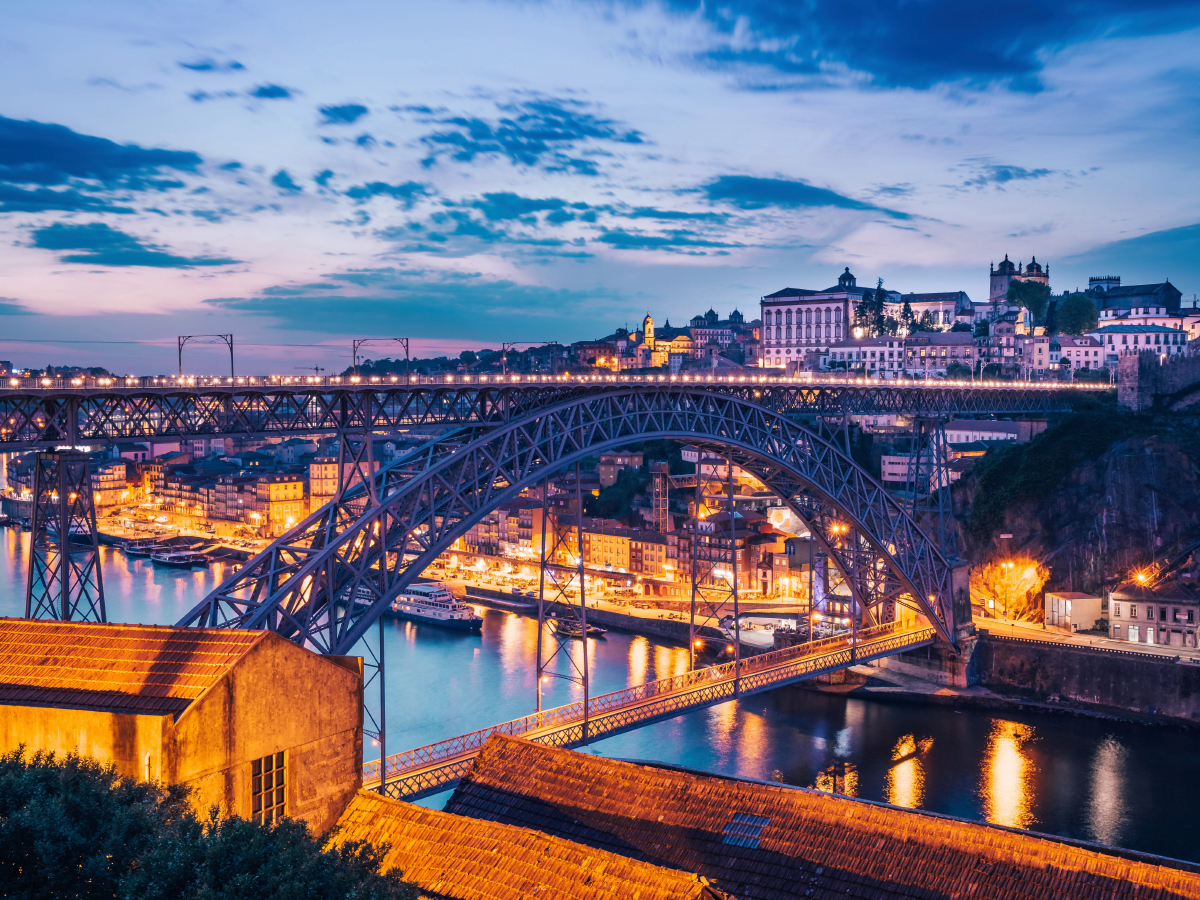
179;387;958;655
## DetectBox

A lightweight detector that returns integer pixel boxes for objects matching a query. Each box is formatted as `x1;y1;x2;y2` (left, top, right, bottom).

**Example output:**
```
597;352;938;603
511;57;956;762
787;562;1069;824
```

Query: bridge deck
366;621;935;800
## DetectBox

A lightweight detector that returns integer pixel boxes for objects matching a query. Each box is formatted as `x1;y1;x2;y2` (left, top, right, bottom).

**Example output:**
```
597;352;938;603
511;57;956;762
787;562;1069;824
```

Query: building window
1160;607;1167;622
1129;604;1136;618
1113;603;1122;618
786;310;792;325
252;752;286;824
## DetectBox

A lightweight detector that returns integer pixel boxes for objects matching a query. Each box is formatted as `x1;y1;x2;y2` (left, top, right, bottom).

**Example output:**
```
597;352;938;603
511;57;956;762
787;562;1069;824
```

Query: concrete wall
170;633;363;834
0;705;173;782
975;633;1200;721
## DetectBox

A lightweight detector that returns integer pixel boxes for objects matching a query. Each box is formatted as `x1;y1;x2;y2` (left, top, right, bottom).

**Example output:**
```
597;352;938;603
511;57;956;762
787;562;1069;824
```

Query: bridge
364;621;935;799
1;375;1096;450
8;378;1085;775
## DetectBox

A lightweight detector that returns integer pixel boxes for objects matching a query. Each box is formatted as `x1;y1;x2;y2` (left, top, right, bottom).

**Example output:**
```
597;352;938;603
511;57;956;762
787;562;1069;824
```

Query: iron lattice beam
1;382;1080;450
179;388;956;653
25;451;106;622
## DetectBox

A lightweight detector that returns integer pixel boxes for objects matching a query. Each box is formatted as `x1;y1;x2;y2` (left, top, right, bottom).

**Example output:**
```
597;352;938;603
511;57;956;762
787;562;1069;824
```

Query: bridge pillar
25;450;106;622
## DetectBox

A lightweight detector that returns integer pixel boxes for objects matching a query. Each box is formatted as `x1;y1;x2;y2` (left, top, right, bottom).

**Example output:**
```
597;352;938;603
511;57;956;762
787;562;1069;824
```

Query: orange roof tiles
0;619;264;716
448;734;1200;900
332;790;727;900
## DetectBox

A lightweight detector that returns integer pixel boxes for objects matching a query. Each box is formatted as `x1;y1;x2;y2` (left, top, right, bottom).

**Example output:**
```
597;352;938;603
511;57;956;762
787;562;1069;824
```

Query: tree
0;748;418;900
899;299;915;335
914;311;939;333
854;279;887;337
950;322;973;333
459;350;477;366
1006;279;1052;322
1056;293;1099;335
946;362;972;380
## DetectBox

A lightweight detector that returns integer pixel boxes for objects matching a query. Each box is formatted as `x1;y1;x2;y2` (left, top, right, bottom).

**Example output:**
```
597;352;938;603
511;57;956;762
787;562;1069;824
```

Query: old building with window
1109;576;1199;647
0;621;363;833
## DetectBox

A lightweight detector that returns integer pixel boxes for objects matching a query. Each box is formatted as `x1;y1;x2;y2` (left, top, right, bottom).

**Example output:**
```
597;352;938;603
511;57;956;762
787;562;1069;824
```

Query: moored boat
150;551;208;568
551;617;607;638
387;583;483;631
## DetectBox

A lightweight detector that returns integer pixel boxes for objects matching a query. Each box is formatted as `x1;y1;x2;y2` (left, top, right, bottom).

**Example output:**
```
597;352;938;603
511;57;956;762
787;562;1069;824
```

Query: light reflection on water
982;720;1037;829
1;531;1199;861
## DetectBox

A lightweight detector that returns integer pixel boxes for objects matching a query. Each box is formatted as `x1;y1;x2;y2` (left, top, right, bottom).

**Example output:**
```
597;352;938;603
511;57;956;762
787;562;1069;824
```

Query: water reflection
884;734;933;809
814;760;859;796
628;635;649;686
1087;736;1129;846
982;720;1037;829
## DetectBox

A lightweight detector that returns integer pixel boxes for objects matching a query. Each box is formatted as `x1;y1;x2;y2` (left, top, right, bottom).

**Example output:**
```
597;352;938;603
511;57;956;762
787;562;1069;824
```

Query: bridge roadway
365;621;936;800
0;373;1096;450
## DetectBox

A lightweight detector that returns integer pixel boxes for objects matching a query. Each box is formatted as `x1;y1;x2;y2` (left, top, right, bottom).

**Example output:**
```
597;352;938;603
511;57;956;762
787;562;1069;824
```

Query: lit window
252;752;286;824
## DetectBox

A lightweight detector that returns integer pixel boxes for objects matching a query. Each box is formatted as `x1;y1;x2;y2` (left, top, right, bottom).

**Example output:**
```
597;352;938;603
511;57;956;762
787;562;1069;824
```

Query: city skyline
4;0;1200;373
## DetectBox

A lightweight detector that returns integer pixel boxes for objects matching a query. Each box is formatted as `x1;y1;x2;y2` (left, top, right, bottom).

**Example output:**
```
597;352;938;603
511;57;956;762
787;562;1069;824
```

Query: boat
150;551;209;568
125;543;165;558
551;618;607;638
387;583;483;632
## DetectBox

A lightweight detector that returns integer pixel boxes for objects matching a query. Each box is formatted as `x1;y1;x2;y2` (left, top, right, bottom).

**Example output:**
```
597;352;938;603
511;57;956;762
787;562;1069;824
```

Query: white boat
389;583;483;631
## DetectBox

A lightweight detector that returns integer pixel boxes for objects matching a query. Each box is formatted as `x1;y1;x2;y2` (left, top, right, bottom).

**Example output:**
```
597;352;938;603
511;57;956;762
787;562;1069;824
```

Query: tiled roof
449;735;1200;900
1091;324;1183;334
0;620;264;717
762;287;815;299
332;790;728;900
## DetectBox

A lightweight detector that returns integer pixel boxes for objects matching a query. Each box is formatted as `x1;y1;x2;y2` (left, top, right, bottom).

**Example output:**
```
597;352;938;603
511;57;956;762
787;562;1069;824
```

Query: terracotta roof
448;735;1200;900
332;790;727;900
0;620;264;717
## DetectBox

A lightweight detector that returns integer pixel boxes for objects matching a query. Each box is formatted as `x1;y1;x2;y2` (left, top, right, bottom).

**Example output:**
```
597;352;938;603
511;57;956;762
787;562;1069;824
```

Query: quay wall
975;632;1200;722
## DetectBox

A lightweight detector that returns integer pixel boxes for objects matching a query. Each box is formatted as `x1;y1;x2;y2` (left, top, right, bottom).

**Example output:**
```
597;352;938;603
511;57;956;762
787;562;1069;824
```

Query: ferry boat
388;583;482;632
150;551;209;569
551;617;607;639
125;543;165;559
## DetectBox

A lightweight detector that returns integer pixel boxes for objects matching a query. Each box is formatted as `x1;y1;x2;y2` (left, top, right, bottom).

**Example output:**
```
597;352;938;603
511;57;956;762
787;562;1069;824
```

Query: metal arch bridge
178;386;960;655
0;377;1092;450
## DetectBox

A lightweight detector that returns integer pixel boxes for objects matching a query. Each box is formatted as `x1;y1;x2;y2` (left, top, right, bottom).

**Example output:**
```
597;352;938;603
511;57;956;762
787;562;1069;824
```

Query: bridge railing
0;372;1107;392
362;621;932;786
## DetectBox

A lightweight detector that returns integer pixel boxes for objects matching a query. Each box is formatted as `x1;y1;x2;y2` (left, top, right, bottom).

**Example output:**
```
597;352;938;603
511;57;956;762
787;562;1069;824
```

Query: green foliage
1056;293;1100;335
853;280;888;337
459;350;477;366
1073;366;1112;383
946;362;972;380
1006;280;1052;321
973;321;989;338
593;465;647;519
900;299;915;333
0;748;416;900
950;322;973;333
966;404;1149;543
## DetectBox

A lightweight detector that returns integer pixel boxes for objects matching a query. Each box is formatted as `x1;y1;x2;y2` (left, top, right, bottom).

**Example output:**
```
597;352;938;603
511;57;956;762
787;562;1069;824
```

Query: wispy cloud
320;104;369;125
31;223;240;268
700;175;909;219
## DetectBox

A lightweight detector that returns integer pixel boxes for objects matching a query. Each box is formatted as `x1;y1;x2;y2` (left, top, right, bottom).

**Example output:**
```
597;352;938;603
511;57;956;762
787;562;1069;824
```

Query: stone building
0;621;363;833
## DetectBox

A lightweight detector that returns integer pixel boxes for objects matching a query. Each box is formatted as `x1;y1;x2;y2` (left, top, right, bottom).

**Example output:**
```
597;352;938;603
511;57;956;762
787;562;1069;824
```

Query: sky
3;0;1200;374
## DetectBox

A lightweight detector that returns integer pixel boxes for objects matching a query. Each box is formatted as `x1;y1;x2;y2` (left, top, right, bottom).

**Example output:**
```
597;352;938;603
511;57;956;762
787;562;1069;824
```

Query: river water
1;526;1198;864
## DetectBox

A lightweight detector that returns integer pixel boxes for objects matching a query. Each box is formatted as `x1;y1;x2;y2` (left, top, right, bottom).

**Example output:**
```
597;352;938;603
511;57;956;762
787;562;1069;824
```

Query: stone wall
975;632;1200;722
1118;349;1200;411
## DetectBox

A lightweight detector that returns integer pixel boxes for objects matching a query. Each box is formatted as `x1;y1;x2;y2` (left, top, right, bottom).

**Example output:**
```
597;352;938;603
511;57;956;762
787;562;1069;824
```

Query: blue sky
2;0;1199;373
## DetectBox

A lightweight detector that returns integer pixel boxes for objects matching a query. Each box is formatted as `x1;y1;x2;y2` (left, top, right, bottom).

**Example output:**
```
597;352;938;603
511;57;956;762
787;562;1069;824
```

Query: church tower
642;312;655;351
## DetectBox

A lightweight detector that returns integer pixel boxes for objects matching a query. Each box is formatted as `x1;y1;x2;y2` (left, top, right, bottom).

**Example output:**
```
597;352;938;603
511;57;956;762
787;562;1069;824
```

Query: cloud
701;175;909;218
319;104;369;124
0;184;134;213
345;181;430;207
31;223;240;268
664;0;1200;90
961;162;1055;187
204;267;627;338
414;97;643;173
623;207;730;223
0;296;32;315
271;169;303;192
178;58;244;72
250;84;294;100
470;192;571;221
597;228;743;254
0;115;200;190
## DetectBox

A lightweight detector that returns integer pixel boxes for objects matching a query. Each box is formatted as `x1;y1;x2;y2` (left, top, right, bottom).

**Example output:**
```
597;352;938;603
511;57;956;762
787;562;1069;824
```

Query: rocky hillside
951;408;1200;594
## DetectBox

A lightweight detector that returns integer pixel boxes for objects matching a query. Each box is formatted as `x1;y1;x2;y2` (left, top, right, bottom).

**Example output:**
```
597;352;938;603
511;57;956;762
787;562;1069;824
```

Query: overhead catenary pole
536;476;550;713
575;461;589;745
689;468;700;671
377;614;386;794
729;452;740;697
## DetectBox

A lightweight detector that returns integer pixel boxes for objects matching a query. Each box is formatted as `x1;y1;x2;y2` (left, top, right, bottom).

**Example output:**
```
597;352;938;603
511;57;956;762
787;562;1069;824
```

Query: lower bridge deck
365;621;936;799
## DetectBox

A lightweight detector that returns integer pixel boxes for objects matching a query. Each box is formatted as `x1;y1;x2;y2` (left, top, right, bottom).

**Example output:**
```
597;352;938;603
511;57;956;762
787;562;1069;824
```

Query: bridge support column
25;450;106;622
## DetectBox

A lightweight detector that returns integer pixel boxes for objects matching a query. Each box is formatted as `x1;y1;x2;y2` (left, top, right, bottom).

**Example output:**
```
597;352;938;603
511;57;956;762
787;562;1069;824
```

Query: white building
759;268;866;370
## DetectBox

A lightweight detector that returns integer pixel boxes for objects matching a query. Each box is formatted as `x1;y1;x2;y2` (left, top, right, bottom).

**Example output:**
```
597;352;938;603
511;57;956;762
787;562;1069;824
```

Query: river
1;526;1198;864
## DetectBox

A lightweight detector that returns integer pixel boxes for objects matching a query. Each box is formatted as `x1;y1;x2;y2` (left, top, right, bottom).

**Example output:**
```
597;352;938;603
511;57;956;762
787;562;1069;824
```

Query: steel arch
179;387;954;652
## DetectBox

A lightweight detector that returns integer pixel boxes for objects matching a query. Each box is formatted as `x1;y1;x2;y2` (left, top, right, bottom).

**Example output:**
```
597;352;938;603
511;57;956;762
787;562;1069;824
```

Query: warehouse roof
0;620;264;717
448;735;1200;900
333;790;727;900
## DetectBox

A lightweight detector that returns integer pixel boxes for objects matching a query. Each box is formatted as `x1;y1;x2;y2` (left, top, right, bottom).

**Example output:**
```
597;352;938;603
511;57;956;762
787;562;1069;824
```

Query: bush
0;748;416;900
